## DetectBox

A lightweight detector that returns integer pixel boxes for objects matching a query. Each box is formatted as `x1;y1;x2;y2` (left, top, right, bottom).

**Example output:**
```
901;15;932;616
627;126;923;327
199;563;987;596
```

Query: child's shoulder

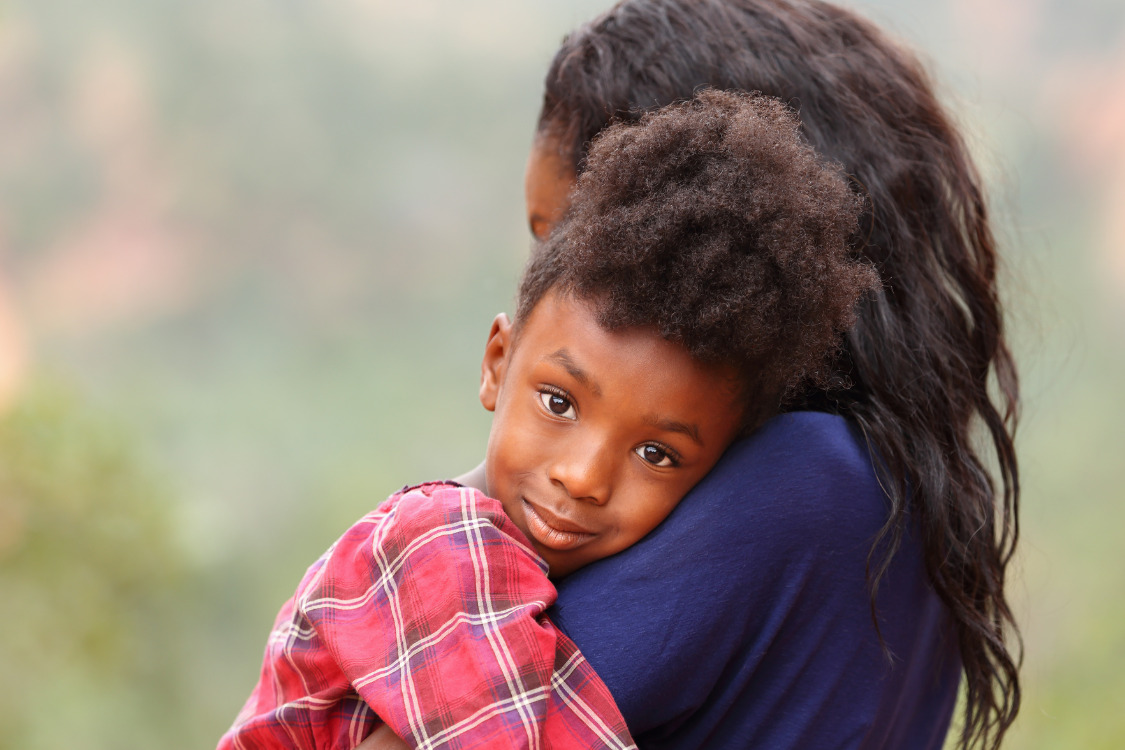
316;481;546;588
383;480;498;521
302;481;546;605
364;481;537;562
392;479;474;502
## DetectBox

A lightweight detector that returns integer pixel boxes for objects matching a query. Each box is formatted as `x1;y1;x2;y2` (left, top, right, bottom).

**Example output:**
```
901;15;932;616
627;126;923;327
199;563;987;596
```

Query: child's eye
538;390;577;420
635;444;677;467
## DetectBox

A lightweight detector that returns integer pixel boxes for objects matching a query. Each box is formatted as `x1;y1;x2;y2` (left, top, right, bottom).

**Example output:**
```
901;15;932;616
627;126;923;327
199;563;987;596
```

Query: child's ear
479;313;513;412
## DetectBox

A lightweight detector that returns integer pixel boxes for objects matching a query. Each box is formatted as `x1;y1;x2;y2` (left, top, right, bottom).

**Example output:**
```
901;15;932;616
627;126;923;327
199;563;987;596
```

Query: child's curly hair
518;89;879;428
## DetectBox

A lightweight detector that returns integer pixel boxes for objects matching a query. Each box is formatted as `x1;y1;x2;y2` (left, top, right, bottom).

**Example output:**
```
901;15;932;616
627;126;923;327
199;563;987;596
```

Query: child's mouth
521;498;596;551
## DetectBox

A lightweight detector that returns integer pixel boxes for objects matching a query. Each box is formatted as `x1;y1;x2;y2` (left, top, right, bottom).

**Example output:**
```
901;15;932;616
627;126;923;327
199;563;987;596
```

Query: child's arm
310;482;635;749
356;724;409;750
220;482;635;750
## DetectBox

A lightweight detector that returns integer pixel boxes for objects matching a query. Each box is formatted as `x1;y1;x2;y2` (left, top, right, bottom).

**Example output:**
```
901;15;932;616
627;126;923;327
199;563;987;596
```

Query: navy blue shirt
551;412;960;749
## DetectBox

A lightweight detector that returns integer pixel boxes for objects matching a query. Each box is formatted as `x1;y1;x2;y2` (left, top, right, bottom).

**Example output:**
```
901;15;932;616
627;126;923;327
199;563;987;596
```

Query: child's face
479;290;743;577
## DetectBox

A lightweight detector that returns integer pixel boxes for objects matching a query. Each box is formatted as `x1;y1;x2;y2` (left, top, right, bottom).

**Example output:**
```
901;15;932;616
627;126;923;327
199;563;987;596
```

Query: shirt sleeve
220;482;636;750
550;412;960;750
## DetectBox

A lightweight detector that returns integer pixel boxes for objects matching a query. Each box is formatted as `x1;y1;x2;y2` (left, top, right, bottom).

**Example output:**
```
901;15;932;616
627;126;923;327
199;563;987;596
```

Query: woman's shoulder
730;410;877;486
752;410;872;466
555;411;892;622
690;410;889;545
552;411;958;746
558;411;888;586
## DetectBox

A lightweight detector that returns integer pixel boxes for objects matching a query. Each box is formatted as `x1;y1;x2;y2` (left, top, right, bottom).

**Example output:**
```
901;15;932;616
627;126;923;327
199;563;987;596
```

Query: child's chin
541;552;596;580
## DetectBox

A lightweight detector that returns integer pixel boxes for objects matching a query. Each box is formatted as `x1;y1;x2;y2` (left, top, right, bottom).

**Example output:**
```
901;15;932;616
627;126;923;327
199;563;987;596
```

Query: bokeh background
0;0;1122;747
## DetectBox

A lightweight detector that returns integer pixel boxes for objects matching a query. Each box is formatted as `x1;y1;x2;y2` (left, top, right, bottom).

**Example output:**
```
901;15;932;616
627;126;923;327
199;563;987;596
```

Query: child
219;89;878;750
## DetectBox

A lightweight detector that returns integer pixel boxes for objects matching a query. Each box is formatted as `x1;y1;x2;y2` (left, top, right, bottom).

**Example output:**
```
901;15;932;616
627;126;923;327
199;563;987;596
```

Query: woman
369;1;1020;747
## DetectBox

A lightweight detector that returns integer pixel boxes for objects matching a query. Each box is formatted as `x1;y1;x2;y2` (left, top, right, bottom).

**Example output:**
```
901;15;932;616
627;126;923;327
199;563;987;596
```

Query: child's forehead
512;289;742;402
512;290;626;355
513;288;598;333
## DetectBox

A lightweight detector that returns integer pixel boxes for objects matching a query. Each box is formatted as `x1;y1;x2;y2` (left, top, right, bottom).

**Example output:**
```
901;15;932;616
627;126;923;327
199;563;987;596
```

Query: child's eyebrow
644;417;703;447
547;348;704;445
547;349;602;397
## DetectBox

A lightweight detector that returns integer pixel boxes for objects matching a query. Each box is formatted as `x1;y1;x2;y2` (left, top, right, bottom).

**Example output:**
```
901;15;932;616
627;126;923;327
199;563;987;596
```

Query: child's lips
521;498;596;551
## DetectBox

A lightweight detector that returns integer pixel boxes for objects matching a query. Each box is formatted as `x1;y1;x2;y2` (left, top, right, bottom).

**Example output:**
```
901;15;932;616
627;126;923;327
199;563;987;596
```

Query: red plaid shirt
219;482;636;750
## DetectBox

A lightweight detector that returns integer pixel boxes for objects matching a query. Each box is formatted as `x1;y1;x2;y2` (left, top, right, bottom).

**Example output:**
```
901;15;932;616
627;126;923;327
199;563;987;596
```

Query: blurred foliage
0;0;1122;748
0;381;183;748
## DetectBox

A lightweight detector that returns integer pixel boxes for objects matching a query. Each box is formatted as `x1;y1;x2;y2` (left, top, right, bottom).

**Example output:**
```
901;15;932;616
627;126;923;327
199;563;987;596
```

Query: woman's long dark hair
537;1;1021;747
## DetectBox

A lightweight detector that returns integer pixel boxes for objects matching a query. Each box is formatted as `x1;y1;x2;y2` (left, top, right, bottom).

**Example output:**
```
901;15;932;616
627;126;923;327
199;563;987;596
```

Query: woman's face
524;133;577;240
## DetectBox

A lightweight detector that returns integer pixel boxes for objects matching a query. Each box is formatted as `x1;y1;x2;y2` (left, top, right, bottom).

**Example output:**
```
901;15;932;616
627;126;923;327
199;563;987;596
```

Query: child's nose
547;435;613;506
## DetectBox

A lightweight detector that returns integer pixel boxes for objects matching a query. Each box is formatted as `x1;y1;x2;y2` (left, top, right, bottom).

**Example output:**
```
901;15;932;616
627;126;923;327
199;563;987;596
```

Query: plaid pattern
219;482;636;750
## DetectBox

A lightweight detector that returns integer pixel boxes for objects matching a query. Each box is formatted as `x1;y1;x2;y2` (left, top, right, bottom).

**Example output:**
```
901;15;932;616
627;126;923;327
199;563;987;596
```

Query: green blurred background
0;0;1121;747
